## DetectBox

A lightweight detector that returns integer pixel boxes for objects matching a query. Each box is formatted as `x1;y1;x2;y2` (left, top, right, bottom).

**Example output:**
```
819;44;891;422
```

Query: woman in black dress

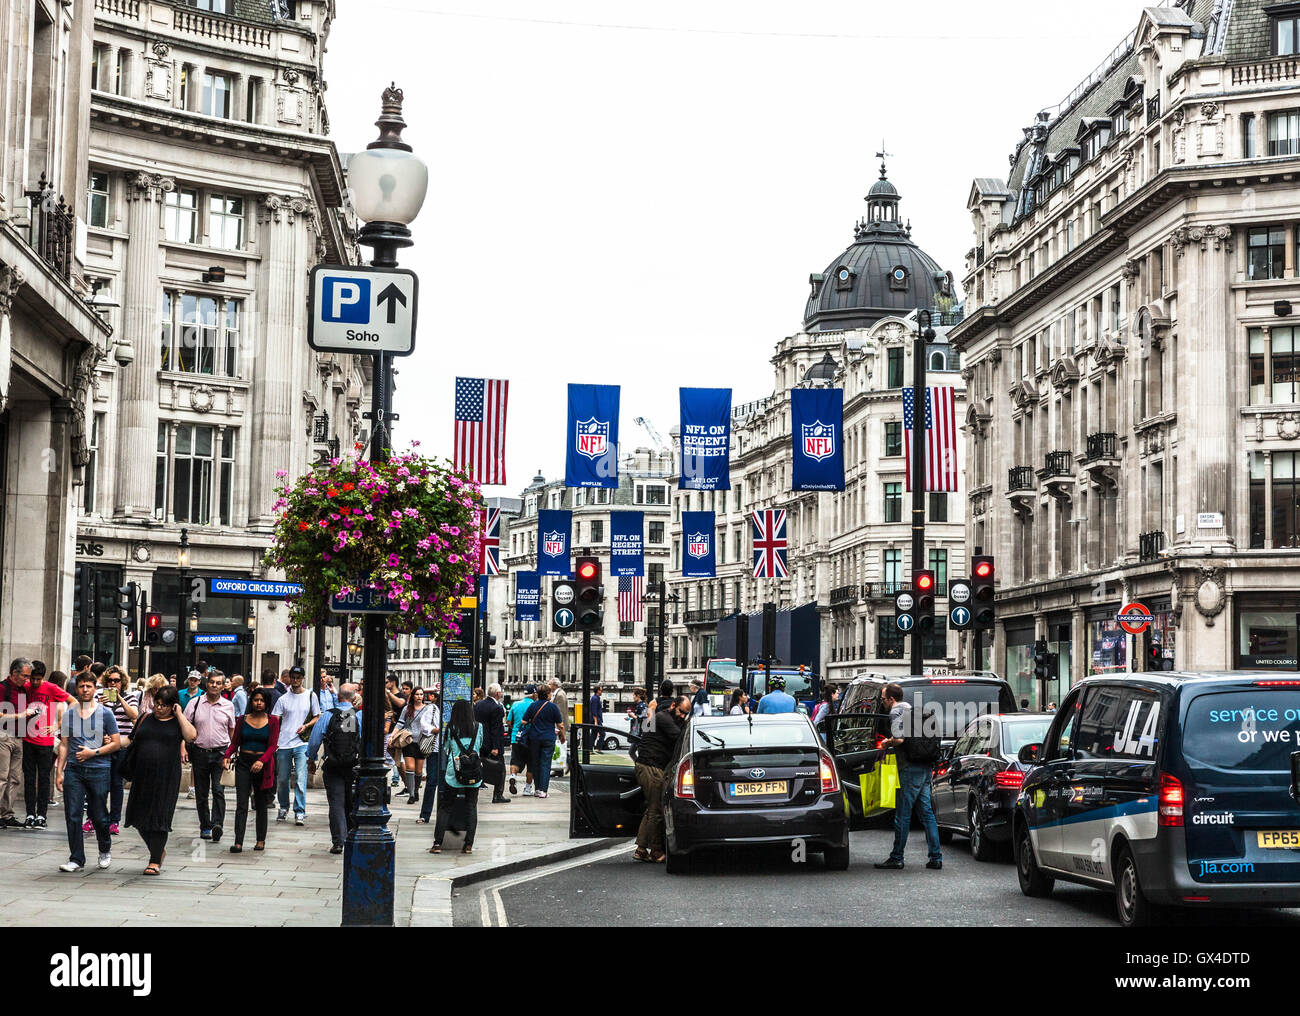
124;686;196;875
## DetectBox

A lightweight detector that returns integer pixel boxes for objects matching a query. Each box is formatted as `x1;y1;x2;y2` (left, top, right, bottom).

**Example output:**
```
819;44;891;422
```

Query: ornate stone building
951;1;1300;704
666;162;968;685
1;0;112;664
74;0;364;678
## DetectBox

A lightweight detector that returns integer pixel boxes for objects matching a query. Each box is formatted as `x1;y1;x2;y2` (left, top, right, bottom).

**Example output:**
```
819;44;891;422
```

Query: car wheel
969;800;996;862
601;736;618;751
1015;820;1054;897
1114;845;1162;928
664;841;689;875
823;844;851;871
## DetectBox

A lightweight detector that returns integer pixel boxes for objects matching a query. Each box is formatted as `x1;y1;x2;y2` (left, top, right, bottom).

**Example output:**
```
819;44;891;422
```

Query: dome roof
803;351;838;383
803;156;953;332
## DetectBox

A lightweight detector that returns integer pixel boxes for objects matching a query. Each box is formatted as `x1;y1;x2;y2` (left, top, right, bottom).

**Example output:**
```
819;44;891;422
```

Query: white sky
326;0;1155;489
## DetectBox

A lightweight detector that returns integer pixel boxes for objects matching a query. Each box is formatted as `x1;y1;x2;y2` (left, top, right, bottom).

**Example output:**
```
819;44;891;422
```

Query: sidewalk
0;777;611;926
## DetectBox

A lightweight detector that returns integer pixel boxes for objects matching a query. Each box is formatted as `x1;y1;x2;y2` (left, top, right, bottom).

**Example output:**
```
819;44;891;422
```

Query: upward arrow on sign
376;283;407;324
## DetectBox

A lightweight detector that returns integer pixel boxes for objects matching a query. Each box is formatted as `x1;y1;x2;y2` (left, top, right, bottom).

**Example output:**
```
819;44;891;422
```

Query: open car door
824;710;891;821
569;723;645;838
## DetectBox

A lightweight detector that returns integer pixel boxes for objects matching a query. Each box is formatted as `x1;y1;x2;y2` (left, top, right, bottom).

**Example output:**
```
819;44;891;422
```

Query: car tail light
1159;772;1184;827
1254;680;1300;686
1183;896;1211;902
819;750;839;794
928;679;967;684
994;769;1025;789
675;755;695;799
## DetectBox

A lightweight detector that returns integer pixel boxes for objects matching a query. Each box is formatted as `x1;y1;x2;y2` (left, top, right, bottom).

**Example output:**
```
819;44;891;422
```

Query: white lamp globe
349;147;428;227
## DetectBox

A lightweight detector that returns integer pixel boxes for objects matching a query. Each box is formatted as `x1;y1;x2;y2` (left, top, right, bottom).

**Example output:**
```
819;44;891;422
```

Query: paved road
453;828;1300;928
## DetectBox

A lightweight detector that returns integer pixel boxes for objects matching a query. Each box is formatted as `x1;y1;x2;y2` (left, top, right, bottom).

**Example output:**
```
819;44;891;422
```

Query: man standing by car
631;694;690;863
875;683;943;871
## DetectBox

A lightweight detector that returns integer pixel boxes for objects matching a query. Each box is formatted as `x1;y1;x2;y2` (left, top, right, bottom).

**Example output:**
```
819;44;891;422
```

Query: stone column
114;172;170;520
1263;449;1273;549
1173;224;1236;550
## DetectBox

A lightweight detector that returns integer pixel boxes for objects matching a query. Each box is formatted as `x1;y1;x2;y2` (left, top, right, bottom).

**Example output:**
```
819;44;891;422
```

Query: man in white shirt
270;669;321;825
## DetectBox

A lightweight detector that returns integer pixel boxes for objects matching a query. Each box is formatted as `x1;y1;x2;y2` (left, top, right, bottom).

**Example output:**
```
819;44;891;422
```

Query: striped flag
751;509;788;579
478;507;501;576
453;377;509;486
618;575;643;622
903;386;958;492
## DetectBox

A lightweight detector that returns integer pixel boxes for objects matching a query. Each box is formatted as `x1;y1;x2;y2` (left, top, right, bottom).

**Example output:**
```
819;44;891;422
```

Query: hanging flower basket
263;446;482;639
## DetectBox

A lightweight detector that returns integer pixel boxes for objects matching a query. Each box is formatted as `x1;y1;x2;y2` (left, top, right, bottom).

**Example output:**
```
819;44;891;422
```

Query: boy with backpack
313;683;361;855
874;683;944;871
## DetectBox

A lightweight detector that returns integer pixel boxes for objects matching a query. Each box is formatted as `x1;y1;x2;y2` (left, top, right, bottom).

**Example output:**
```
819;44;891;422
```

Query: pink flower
387;554;400;567
276;469;288;478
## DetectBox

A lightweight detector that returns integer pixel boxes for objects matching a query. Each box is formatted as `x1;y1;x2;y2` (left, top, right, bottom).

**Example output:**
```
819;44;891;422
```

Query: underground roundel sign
1116;602;1152;635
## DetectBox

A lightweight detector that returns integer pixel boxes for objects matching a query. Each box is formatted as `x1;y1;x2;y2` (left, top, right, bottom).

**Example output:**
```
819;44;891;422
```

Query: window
1248;227;1286;281
928;493;948;522
648;562;664;584
159;291;241;377
1243;113;1257;158
88;172;110;228
1253;451;1300;548
115;49;127;95
156;423;234;525
201;72;234;119
618;652;636;680
883;482;902;523
927;548;948;587
208;194;244;250
84;414;103;514
592;488;610;505
643;484;667;505
883;548;901;590
90;43;111;91
928;350;947;371
164;188;198;243
877;618;904;660
887;347;904;388
1268;110;1300;156
589;519;604;545
922;616;948;662
648;521;665;544
884;420;902;457
733;528;742;561
1275;14;1300;54
194;0;231;10
619;623;635;639
246;77;262;123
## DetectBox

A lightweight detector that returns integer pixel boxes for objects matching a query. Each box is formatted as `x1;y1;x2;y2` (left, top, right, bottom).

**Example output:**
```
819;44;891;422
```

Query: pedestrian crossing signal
145;612;162;645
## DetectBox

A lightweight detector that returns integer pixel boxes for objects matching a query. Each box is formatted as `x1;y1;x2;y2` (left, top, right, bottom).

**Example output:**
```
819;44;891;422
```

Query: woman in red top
223;687;279;853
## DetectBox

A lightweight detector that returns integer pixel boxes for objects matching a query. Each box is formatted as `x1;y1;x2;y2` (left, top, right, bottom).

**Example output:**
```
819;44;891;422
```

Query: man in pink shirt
184;673;236;843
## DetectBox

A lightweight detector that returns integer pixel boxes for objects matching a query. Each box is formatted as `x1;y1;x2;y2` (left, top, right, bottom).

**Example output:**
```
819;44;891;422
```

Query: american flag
903;386;958;492
453;377;508;486
617;575;643;622
478;507;501;576
751;509;788;578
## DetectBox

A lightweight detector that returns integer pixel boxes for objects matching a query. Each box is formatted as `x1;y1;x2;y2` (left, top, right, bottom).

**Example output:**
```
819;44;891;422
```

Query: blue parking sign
322;276;371;323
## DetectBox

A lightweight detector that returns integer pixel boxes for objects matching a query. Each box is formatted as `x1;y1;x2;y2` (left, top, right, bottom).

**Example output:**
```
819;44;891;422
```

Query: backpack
902;704;941;765
451;723;483;785
323;708;361;771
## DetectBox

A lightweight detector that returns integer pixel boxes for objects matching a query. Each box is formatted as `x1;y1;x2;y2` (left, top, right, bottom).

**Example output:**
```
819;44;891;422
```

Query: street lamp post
909;310;936;677
177;528;190;679
641;581;678;701
341;84;428;928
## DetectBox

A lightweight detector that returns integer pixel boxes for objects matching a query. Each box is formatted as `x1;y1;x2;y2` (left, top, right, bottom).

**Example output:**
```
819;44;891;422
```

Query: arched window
928;350;947;371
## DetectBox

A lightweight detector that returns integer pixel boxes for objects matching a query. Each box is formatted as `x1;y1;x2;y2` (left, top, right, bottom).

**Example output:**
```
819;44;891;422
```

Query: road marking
478;843;629;927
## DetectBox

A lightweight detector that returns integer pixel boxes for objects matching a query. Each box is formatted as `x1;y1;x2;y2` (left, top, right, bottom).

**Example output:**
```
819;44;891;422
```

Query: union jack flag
478;507;501;576
751;509;788;579
618;575;643;623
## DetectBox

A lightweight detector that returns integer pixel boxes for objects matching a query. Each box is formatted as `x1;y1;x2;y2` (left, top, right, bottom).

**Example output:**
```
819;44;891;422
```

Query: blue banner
514;571;541;622
681;511;716;578
790;387;845;491
537;509;572;576
610;511;644;577
679;387;731;490
565;383;620;488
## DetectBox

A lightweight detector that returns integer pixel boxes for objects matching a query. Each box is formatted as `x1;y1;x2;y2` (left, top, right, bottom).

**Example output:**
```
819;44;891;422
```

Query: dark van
1013;672;1300;926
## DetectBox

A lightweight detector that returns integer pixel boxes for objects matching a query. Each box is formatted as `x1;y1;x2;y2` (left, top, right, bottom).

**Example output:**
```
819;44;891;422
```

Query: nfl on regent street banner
565;383;620;489
790;387;845;491
515;571;541;622
679;387;732;490
681;510;716;578
610;511;645;577
536;509;572;576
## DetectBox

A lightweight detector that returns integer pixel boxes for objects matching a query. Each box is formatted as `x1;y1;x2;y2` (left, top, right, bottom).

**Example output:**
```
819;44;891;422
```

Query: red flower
326;488;338;498
340;507;352;515
297;522;310;532
341;482;355;492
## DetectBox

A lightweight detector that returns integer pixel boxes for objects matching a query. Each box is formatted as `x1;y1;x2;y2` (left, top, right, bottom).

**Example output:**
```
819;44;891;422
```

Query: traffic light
144;611;162;645
971;555;995;630
116;582;140;643
574;556;603;634
914;570;936;632
1033;639;1049;682
1148;640;1163;672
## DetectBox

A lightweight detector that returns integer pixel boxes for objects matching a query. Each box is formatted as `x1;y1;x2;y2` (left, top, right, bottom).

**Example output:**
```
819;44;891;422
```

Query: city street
454;828;1300;928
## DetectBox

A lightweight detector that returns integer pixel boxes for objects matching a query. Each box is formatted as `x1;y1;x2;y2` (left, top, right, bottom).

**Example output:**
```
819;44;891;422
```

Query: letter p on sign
323;277;370;323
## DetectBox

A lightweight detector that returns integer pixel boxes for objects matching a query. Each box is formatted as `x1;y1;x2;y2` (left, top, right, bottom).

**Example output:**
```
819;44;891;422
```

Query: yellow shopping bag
858;768;880;812
878;755;900;810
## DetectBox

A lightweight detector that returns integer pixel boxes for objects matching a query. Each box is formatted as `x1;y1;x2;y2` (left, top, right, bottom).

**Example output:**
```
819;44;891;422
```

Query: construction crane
633;416;667;450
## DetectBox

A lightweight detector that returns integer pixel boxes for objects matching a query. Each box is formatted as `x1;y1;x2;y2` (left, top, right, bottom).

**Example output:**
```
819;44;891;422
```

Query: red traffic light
916;573;934;591
146;612;161;629
577;561;598;581
974;561;993;579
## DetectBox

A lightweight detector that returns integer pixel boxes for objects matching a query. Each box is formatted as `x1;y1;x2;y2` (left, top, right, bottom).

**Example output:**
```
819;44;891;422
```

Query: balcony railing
1231;58;1300;87
1146;94;1161;120
313;412;330;442
94;0;140;18
1139;530;1166;562
830;584;861;606
25;173;74;283
1008;466;1036;492
874;581;906;597
1040;450;1073;478
684;608;724;625
1084;432;1118;462
173;5;273;48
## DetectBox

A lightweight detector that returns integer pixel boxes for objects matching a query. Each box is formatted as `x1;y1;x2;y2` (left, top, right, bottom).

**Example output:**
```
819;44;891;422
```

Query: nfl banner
679;387;732;490
536;509;572;576
610;511;645;577
681;510;716;578
514;571;541;622
790;387;845;491
565;383;620;489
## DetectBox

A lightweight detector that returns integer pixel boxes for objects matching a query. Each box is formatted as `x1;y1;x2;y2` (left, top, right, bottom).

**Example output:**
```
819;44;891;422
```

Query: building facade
666;163;968;686
75;0;364;680
951;0;1300;705
1;0;112;665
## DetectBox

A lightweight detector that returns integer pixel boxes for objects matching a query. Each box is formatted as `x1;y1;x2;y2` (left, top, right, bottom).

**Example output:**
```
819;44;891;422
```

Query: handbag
418;729;438;757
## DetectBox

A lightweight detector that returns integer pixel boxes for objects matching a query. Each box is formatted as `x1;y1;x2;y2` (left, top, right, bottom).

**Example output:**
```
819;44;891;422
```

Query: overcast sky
326;0;1155;491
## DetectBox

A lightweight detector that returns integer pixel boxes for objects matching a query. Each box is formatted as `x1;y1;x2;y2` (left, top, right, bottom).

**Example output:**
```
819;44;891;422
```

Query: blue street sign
554;607;575;630
329;588;397;614
951;606;971;627
206;577;303;599
192;632;239;646
896;613;914;632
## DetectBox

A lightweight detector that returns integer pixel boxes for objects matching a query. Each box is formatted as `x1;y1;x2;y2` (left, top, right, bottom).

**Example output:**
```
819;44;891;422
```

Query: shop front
1004;621;1036;706
1044;615;1073;708
1235;596;1300;670
1085;604;1126;676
